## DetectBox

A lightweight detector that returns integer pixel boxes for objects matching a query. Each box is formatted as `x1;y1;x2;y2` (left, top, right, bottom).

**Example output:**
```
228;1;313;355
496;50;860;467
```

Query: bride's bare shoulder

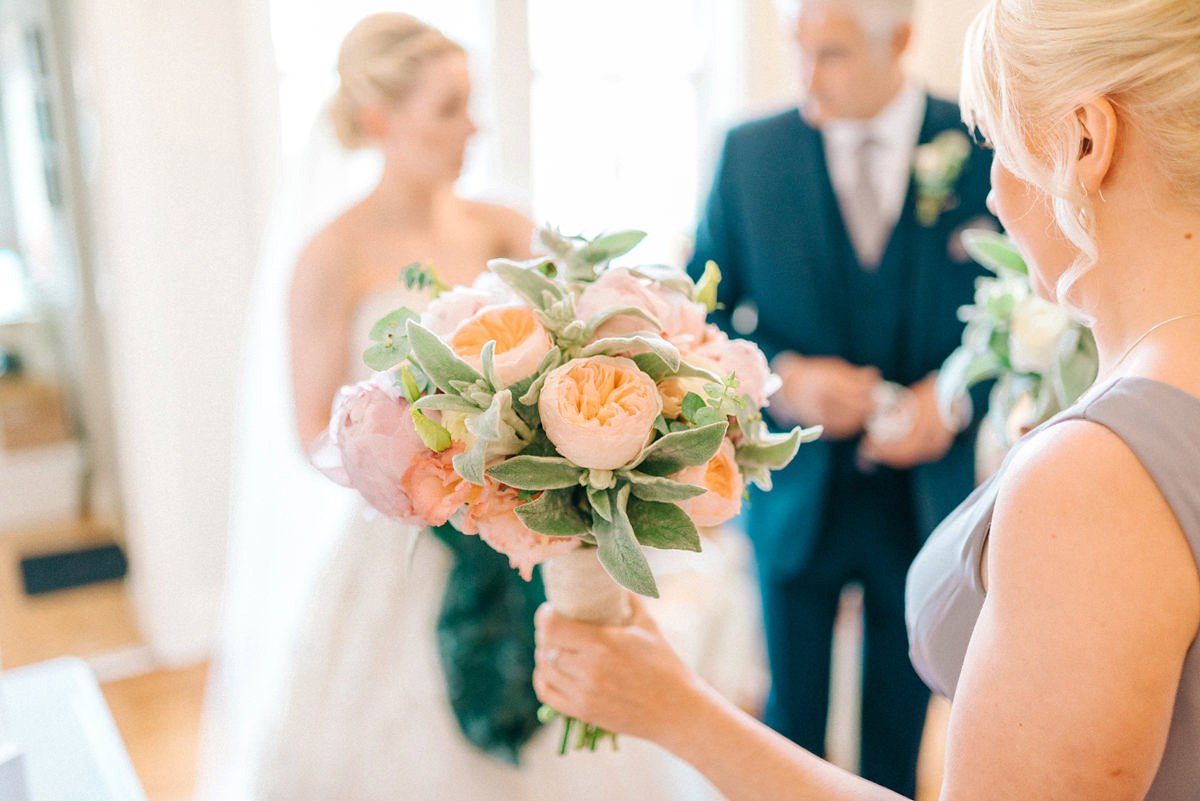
461;199;535;258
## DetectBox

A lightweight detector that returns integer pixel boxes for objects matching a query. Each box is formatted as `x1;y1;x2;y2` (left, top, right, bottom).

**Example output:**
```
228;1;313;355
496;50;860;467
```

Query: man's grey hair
775;0;914;45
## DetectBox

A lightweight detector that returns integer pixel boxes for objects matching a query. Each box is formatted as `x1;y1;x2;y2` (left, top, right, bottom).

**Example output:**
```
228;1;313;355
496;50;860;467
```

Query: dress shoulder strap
1066;378;1200;544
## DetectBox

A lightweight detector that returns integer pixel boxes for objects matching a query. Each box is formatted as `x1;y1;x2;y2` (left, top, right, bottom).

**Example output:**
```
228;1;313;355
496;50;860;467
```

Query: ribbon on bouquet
430;523;546;764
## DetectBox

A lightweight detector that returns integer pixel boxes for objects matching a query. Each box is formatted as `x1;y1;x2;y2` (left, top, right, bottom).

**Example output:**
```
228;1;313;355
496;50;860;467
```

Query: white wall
70;0;278;666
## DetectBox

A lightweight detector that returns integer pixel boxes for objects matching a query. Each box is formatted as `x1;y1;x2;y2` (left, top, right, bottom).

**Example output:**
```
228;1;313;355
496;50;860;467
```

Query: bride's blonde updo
960;0;1200;307
330;13;464;149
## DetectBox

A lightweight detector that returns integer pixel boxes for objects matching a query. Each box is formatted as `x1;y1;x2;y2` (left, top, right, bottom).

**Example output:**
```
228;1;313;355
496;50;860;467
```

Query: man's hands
770;353;881;440
858;373;958;469
770;353;959;468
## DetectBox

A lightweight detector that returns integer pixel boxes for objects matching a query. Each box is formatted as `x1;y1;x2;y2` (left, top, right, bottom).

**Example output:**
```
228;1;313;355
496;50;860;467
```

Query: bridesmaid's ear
1076;96;1118;193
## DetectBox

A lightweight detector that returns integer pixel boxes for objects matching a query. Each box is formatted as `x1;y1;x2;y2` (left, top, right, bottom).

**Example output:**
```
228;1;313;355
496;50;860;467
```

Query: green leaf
513;488;591;539
368;307;420;343
736;427;810;469
452;439;486;486
488;260;565;310
961;229;1028;276
401;262;450;296
363;343;407;372
681;392;706;423
588;485;613;522
410;408;452;452
413;393;483;414
580;335;680;370
628;264;695;298
621;472;707;502
593;486;659;597
406;320;487;395
635;421;728;476
580;230;646;265
581;305;662;337
486;455;586;490
626;497;702;552
694;260;722;312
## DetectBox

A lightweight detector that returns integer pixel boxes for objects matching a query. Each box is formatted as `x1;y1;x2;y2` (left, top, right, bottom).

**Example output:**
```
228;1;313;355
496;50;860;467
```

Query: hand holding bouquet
313;226;818;750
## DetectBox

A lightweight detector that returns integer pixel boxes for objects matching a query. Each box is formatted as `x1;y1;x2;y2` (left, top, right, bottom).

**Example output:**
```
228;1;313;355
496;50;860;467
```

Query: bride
196;12;761;800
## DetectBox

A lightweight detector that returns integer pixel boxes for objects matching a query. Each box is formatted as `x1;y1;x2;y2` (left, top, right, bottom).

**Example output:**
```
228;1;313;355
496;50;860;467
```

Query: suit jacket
687;96;995;578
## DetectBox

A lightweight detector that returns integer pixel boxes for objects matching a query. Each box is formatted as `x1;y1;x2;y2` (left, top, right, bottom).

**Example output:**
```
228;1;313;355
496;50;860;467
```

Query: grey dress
906;377;1200;800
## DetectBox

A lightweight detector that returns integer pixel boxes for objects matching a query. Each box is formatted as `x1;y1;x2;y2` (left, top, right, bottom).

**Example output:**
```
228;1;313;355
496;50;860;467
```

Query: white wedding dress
236;285;766;801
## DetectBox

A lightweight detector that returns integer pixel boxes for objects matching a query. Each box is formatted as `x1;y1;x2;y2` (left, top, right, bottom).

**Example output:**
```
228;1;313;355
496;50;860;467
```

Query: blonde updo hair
961;0;1200;311
329;13;464;149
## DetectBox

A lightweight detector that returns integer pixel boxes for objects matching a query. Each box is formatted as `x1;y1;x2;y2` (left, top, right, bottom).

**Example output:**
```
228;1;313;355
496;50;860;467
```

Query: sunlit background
0;0;984;676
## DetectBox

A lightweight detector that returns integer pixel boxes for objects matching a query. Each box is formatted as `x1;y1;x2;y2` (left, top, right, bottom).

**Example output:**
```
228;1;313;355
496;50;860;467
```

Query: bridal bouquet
936;230;1098;446
313;226;817;748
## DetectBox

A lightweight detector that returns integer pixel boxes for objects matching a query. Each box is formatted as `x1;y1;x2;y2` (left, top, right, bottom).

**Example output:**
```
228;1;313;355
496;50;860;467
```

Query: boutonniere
913;130;972;227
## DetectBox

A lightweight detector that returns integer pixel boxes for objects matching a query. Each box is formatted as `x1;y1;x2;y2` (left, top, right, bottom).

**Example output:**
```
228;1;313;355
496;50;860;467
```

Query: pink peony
575;268;709;347
675;438;743;527
692;335;777;409
400;443;477;527
462;480;579;579
575;268;663;340
538;355;662;470
332;382;428;524
449;305;554;386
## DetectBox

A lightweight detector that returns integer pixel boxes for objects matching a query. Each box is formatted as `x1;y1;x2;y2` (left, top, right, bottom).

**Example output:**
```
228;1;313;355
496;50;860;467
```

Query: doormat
19;543;128;595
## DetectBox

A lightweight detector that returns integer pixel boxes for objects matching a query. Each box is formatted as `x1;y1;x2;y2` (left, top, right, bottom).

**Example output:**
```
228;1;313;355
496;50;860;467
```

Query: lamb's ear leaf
513;488;591;539
593;486;658;597
634;421;728;476
626;497;702;552
406;320;486;394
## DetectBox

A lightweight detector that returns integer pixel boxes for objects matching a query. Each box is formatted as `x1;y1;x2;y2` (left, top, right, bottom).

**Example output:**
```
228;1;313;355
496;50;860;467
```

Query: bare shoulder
461;199;535;259
988;417;1200;648
290;213;364;310
939;419;1200;798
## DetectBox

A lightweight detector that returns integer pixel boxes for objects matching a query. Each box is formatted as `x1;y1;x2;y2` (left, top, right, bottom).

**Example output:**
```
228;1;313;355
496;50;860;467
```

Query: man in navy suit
686;0;994;795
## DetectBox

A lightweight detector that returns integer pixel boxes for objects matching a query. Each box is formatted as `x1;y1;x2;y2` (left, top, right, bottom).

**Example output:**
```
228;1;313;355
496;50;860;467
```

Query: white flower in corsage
935;230;1098;448
913;129;972;227
311;226;821;754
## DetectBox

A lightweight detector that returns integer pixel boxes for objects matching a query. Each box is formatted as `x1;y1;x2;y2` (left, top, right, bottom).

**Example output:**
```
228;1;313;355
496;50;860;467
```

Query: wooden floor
0;519;208;801
0;518;948;801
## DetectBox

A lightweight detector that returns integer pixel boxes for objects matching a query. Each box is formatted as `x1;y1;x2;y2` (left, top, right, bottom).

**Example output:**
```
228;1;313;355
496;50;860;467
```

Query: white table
0;657;146;801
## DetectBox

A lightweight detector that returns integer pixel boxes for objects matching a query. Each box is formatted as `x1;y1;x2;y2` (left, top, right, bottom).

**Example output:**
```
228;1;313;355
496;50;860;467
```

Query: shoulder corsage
913;129;972;227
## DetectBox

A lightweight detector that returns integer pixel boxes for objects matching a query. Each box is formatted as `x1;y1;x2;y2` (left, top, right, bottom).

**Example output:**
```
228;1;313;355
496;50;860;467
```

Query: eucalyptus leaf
407;320;488;395
369;308;419;342
363;343;408;372
485;455;585;490
593;485;659;597
635;421;728;476
681;392;706;423
626;497;702;552
513;488;591;539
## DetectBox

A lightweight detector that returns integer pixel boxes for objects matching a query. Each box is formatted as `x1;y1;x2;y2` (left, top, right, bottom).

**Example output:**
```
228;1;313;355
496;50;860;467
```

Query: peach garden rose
675;437;742;527
538;355;662;470
450;305;554;386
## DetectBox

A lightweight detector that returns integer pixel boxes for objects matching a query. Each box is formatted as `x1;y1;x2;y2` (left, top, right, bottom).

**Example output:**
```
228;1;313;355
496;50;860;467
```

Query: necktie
840;134;887;270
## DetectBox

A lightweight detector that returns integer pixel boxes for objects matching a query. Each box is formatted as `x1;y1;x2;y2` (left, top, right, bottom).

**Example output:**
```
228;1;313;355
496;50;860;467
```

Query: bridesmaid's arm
534;417;1200;800
940;418;1198;800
